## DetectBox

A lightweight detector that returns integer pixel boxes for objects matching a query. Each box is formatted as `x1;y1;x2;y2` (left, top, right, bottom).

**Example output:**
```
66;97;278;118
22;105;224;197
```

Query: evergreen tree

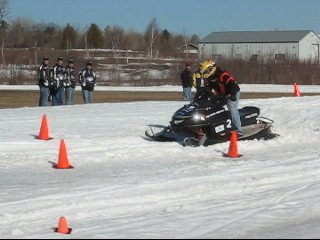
162;29;171;41
61;23;77;50
190;34;200;45
86;23;104;49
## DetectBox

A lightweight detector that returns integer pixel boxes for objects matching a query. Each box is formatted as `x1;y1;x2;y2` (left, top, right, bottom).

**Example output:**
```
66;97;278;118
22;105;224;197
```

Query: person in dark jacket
201;60;243;135
50;56;66;106
65;58;76;105
78;61;96;104
37;56;50;107
180;62;193;101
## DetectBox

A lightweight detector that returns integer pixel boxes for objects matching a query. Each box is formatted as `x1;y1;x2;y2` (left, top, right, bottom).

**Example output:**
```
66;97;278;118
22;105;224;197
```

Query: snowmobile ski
183;137;201;147
145;127;176;142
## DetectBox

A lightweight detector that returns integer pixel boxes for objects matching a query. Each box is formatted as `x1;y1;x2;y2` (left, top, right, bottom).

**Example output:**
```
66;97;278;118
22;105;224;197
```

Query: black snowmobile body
145;92;278;146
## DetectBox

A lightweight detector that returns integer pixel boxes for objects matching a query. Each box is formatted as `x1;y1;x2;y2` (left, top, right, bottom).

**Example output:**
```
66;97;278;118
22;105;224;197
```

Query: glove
217;97;227;107
228;94;237;102
82;82;86;87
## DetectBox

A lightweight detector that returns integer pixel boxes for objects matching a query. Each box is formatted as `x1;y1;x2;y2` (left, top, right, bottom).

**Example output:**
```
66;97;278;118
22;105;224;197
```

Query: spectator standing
79;61;96;104
180;62;193;101
65;58;76;105
50;56;66;106
193;63;209;94
37;56;50;107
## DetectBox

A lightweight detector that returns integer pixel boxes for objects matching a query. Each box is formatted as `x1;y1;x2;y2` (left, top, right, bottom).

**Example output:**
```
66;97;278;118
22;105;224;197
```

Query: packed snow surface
1;84;320;93
0;95;320;238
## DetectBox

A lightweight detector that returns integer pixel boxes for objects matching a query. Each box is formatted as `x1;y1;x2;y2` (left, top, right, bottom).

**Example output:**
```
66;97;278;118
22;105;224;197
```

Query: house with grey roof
199;30;320;63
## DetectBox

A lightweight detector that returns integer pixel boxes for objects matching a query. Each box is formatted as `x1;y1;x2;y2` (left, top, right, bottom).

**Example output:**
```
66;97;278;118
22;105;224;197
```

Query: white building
199;30;320;63
177;43;199;54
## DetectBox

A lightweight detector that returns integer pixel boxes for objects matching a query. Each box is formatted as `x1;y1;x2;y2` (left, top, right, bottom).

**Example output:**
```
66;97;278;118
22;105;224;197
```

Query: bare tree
111;25;124;61
9;17;34;48
125;30;145;51
0;0;8;18
145;18;160;60
0;0;9;64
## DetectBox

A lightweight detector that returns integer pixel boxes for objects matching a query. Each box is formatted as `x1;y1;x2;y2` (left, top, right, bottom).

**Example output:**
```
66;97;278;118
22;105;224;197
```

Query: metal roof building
177;43;199;54
199;30;320;62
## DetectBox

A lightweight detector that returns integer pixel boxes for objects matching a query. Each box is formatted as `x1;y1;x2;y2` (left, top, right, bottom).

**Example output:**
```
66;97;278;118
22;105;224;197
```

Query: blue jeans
183;87;192;101
65;87;75;105
39;86;49;107
82;89;93;104
227;91;243;134
52;87;65;106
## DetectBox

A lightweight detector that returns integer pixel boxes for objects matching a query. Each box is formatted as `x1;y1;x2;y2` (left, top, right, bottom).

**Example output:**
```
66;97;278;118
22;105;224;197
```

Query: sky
7;0;320;38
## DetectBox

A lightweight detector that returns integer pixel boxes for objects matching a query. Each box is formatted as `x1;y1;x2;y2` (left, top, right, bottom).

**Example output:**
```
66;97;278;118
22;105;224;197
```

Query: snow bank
0;96;320;238
1;84;320;93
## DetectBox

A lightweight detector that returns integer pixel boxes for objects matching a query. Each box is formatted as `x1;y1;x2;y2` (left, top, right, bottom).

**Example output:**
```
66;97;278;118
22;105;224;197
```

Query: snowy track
1;84;320;93
0;96;320;238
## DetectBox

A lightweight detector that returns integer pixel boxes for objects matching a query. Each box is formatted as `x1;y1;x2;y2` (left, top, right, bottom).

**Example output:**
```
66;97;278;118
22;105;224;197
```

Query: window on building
275;54;286;63
249;54;259;63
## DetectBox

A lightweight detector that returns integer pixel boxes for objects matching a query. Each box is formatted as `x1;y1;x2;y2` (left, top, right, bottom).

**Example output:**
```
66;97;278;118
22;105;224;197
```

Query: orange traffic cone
38;115;51;140
227;131;242;158
55;217;72;234
294;83;302;97
54;140;73;169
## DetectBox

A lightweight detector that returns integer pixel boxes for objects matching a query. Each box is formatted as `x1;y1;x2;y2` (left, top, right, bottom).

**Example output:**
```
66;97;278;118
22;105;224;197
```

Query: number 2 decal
226;119;232;128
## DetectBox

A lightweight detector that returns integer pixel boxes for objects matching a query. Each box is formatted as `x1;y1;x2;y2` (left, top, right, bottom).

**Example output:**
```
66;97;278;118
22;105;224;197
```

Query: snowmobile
145;92;279;147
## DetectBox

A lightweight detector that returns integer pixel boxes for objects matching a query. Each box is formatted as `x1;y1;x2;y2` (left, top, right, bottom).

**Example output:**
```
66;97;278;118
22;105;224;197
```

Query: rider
201;59;244;136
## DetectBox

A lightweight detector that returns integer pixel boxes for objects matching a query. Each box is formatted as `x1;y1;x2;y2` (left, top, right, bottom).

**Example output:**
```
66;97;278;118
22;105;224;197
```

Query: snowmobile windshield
193;92;218;109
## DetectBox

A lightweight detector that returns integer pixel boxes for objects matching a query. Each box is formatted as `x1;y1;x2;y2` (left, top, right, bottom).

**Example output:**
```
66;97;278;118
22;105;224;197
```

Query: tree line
0;6;200;63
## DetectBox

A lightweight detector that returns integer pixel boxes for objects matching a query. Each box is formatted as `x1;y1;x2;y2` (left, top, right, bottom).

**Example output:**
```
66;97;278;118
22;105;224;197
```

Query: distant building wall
299;32;320;62
199;31;320;63
199;42;300;62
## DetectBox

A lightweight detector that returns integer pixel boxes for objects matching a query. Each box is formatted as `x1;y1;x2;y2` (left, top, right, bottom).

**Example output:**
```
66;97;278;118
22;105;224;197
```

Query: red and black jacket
209;68;240;97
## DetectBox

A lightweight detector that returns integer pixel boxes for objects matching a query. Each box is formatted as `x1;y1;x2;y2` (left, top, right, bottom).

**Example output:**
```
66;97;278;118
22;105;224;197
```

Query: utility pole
35;41;37;66
150;22;154;60
85;34;89;58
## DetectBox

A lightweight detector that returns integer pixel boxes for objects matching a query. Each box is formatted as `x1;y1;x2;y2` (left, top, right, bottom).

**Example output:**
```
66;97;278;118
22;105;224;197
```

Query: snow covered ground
1;84;320;93
0;95;320;238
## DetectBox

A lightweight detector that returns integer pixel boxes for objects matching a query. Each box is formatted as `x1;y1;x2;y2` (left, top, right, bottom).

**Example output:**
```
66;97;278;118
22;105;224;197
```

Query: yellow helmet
201;59;216;79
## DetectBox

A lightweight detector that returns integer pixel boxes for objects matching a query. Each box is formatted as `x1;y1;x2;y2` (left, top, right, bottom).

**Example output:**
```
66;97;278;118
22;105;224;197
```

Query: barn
199;30;320;63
